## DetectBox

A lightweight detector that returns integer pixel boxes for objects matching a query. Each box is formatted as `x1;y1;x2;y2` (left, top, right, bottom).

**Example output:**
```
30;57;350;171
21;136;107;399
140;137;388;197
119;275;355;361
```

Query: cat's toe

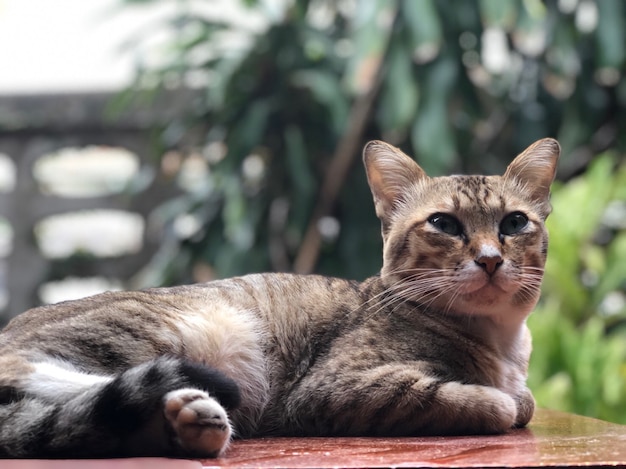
164;388;232;457
437;382;516;434
514;387;535;428
490;392;517;432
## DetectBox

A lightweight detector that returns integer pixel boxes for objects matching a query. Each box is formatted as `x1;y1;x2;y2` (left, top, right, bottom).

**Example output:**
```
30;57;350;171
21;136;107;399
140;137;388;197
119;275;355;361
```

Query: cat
0;138;559;459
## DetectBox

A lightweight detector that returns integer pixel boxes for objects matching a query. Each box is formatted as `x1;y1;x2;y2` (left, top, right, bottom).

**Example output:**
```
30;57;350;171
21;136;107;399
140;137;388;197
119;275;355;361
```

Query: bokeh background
0;0;624;423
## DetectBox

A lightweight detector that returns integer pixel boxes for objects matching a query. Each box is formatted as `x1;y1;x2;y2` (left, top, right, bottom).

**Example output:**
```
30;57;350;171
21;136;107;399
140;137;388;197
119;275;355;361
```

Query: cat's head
364;138;559;320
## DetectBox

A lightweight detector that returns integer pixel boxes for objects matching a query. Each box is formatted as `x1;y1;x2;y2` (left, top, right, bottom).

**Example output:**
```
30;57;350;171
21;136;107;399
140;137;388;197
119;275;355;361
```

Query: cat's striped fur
0;138;559;458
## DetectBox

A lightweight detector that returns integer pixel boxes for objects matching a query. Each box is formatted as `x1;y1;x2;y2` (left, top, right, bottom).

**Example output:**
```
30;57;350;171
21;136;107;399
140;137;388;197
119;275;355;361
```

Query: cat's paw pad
164;388;232;457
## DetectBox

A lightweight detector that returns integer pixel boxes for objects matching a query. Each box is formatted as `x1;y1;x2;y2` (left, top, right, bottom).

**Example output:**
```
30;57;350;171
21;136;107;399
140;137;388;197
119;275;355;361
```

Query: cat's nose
475;255;503;275
475;244;503;275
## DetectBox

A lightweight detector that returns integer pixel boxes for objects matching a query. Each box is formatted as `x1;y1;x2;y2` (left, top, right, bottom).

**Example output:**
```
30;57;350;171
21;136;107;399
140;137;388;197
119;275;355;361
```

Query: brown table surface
3;409;625;468
203;409;626;468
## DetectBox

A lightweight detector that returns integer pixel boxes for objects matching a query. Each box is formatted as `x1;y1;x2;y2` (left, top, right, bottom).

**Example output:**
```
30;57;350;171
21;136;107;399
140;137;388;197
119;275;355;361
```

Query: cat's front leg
284;365;519;437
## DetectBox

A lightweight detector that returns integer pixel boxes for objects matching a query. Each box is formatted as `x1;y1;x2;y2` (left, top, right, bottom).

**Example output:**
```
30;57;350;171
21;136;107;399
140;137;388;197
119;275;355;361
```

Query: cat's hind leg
92;357;240;458
0;356;240;458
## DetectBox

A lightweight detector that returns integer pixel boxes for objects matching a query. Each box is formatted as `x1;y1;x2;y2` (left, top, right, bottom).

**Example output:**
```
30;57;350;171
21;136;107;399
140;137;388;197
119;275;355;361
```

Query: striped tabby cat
0;138;559;458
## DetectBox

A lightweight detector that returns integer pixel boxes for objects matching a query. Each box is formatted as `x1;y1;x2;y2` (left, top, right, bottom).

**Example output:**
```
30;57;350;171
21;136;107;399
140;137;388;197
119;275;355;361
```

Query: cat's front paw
164;388;232;458
514;387;535;428
438;382;516;434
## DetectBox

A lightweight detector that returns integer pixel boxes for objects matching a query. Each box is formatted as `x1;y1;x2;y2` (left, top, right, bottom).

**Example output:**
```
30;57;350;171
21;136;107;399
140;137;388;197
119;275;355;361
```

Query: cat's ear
504;138;560;203
363;140;427;221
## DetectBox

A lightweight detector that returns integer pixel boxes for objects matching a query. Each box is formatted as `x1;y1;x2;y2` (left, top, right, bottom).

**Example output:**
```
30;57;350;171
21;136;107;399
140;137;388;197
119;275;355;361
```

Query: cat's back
2;272;362;336
0;272;368;378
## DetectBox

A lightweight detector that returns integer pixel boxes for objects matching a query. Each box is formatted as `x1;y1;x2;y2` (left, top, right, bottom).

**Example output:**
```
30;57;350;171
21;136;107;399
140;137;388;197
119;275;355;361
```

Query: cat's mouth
453;281;510;313
459;270;514;296
470;281;507;298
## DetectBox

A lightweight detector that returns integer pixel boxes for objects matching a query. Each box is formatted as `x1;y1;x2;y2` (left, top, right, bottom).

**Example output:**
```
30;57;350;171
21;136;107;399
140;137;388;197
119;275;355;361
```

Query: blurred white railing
0;91;199;323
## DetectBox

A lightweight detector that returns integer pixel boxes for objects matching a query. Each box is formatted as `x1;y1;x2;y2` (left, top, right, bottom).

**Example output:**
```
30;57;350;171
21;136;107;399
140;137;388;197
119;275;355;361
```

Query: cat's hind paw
164;388;232;458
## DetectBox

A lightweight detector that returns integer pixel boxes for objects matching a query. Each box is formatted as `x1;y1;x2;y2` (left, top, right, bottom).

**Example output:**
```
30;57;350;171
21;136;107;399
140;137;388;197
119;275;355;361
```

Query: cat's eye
428;213;463;237
500;212;529;236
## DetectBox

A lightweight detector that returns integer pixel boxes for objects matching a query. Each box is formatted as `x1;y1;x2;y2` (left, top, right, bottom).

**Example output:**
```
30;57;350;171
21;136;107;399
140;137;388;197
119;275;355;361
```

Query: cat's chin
447;285;537;321
464;288;510;309
438;277;533;318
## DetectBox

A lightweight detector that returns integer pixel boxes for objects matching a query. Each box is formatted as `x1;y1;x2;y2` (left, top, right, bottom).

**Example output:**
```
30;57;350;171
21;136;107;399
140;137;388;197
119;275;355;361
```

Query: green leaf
344;0;397;93
284;126;316;199
594;233;626;304
410;56;458;174
411;103;456;175
479;0;518;29
222;176;254;249
378;39;419;133
225;98;274;164
290;69;349;134
596;0;625;68
402;0;442;62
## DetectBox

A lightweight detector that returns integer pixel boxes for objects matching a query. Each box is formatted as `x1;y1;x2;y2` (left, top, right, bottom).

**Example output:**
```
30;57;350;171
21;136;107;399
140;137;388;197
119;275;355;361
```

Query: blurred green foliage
529;156;626;423
118;0;626;422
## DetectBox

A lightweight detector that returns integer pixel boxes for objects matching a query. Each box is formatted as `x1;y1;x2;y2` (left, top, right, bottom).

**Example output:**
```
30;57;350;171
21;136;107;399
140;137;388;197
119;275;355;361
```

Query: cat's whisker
391;278;458;310
361;278;454;322
441;287;463;316
516;280;543;303
362;297;398;322
386;268;456;281
343;280;402;319
357;284;409;321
